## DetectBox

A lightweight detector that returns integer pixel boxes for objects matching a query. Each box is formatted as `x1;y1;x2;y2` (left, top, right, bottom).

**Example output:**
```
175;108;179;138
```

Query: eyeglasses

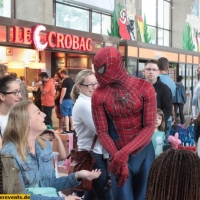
1;89;22;96
145;68;159;72
81;82;99;89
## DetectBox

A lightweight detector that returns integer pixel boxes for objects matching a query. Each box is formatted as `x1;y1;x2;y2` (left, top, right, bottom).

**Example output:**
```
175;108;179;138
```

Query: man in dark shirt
59;68;75;133
143;60;172;130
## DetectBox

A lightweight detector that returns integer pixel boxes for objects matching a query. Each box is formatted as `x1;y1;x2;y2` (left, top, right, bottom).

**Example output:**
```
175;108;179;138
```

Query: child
152;108;165;157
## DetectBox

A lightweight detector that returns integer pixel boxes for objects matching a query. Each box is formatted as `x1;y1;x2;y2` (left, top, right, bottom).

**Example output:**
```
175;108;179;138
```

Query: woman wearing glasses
71;69;113;200
0;75;22;138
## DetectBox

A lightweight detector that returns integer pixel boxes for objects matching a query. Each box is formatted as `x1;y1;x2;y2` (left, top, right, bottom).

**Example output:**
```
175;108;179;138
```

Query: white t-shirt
0;114;9;135
72;93;108;158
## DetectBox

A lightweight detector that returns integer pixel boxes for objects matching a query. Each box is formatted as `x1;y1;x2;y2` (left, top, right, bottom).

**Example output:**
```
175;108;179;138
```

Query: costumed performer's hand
65;196;81;200
75;169;101;181
108;151;129;187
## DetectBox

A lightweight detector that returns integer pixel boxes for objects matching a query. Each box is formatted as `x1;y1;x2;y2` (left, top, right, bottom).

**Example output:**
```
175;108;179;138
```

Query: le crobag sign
10;25;92;52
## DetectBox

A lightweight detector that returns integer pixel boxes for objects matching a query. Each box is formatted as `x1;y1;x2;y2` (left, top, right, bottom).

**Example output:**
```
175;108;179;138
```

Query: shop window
148;26;156;44
127;58;137;76
138;62;145;78
142;0;156;26
158;0;164;28
157;29;170;46
193;64;199;89
56;4;89;32
142;0;172;46
164;30;170;46
102;14;111;36
0;0;11;17
158;29;164;45
92;12;101;34
55;1;111;35
186;64;192;93
163;1;170;29
179;64;186;87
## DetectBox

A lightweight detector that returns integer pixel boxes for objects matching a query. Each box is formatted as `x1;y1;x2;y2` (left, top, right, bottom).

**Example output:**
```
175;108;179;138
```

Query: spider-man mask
94;46;127;86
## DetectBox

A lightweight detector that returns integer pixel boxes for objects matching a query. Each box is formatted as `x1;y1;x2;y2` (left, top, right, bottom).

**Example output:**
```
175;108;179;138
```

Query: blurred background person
0;75;22;136
9;72;28;101
59;68;75;133
38;72;55;128
54;72;63;133
32;76;42;110
173;75;187;125
0;64;8;77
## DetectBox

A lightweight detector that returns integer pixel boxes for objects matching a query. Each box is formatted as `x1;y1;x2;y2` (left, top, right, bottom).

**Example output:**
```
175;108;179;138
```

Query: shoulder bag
68;135;97;191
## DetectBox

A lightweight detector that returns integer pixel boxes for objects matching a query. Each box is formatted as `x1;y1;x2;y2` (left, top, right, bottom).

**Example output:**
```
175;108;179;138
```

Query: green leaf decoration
136;13;152;43
182;23;195;51
0;0;3;8
143;14;152;43
107;2;121;38
136;15;142;42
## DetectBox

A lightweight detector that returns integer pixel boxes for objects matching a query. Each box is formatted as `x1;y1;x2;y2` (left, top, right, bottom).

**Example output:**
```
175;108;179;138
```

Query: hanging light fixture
29;62;46;69
8;61;25;68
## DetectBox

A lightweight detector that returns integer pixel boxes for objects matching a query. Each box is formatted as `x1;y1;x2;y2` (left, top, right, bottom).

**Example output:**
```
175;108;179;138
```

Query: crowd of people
0;46;200;200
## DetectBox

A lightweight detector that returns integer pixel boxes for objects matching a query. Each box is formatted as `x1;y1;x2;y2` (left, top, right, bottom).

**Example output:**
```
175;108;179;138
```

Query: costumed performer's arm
91;91;118;157
109;81;157;187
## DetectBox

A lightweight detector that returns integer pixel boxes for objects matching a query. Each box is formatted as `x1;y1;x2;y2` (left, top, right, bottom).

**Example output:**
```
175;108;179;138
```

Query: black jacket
153;77;173;125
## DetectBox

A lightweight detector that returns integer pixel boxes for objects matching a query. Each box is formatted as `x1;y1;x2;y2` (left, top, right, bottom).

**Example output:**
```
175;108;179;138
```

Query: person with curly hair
146;149;200;200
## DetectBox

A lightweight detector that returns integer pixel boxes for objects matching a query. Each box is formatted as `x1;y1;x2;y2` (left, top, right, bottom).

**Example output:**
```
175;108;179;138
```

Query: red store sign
10;25;92;52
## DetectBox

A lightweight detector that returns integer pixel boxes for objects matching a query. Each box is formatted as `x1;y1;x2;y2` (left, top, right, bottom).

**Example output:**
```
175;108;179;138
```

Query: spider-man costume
92;47;156;200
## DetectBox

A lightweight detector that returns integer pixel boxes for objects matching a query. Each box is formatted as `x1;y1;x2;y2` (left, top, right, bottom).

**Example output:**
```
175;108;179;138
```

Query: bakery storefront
0;16;119;87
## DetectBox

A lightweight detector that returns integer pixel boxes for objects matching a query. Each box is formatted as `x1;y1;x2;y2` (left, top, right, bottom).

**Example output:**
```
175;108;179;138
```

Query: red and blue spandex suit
92;47;157;200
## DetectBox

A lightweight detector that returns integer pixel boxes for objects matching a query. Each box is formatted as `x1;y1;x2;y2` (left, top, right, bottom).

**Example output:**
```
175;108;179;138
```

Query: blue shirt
1;140;80;200
159;74;176;98
159;74;176;122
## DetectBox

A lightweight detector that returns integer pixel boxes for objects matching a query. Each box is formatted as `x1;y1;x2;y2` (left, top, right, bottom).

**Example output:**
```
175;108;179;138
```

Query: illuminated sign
10;25;92;52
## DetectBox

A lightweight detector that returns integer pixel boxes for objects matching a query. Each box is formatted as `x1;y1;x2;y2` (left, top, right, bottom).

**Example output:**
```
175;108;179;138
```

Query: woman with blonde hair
71;69;113;200
1;101;101;199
